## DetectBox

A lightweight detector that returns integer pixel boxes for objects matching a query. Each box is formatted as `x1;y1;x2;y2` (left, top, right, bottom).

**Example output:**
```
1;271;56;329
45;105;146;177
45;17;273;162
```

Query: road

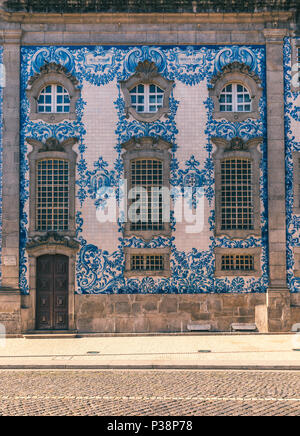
0;370;300;416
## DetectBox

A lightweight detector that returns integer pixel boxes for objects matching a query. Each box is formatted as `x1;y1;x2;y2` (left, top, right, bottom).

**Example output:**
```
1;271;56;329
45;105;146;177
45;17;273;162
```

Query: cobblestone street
0;370;300;416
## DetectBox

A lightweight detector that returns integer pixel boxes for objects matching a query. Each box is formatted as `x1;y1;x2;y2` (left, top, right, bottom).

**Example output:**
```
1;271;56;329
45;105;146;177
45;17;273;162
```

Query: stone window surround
212;136;263;240
209;62;263;122
122;136;172;241
293;152;300;214
214;247;262;277
291;38;300;93
23;243;79;332
120;60;174;123
26;137;78;238
124;247;171;278
26;62;80;124
293;247;300;278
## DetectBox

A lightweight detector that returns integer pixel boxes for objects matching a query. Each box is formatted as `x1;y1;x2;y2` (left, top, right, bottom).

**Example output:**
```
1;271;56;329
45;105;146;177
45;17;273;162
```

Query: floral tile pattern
20;44;269;294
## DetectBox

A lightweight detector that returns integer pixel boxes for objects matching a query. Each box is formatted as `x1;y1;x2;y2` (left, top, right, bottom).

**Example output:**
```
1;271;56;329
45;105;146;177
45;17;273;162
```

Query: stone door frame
24;243;78;332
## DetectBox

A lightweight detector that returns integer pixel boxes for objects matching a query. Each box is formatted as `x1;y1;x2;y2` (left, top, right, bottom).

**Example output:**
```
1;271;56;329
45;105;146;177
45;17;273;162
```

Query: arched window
38;85;70;114
209;62;262;121
27;63;80;123
129;84;164;113
36;158;69;231
120;60;173;122
219;83;252;113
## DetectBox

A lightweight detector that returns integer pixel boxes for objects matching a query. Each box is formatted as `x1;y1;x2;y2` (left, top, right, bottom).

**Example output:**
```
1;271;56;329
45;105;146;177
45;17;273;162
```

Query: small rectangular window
131;254;164;272
221;255;254;271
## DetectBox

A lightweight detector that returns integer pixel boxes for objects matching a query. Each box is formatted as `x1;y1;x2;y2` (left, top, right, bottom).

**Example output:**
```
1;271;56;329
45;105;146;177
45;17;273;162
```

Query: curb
1;364;300;370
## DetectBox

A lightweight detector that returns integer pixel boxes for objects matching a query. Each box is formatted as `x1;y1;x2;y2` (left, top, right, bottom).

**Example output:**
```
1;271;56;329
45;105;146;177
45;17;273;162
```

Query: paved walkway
1;369;300;416
1;334;300;369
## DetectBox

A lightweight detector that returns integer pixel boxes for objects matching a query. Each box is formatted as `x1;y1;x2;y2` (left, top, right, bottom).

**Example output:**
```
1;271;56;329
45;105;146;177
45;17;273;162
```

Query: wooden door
36;255;69;330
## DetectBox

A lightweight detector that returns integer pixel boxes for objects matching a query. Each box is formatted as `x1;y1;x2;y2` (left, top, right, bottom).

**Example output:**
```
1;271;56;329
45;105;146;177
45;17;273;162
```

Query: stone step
231;323;257;332
23;330;78;339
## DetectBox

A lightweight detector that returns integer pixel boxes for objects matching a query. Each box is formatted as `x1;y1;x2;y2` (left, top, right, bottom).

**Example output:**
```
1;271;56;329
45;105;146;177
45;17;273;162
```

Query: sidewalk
0;334;300;370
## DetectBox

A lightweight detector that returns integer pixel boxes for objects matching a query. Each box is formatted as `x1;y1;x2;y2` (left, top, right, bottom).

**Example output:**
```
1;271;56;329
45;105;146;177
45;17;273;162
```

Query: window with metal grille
131;254;164;271
38;85;70;113
130;84;164;113
221;158;253;230
219;83;252;112
36;159;69;231
130;159;164;231
221;255;254;271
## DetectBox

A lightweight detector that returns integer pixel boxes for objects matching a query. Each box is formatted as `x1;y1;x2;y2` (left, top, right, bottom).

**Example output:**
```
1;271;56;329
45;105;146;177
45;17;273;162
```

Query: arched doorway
36;254;69;330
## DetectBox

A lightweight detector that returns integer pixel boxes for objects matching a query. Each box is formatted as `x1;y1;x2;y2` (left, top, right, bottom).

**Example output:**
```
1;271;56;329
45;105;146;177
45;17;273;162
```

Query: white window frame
219;82;252;113
38;84;70;114
130;84;164;114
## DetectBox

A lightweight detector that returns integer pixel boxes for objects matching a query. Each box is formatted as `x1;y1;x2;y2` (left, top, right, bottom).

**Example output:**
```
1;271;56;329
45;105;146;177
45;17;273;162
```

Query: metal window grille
131;254;164;271
221;254;254;271
38;85;70;114
221;158;253;230
130;84;164;113
219;83;252;113
130;159;164;231
36;159;69;231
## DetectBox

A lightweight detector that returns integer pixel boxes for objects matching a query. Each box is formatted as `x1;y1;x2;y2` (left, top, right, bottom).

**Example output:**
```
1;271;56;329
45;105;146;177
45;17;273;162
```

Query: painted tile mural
20;44;268;295
284;37;300;293
0;46;3;284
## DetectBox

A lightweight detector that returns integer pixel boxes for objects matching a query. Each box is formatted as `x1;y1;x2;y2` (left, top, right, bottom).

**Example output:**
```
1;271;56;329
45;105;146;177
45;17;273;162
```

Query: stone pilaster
264;28;291;332
1;29;22;290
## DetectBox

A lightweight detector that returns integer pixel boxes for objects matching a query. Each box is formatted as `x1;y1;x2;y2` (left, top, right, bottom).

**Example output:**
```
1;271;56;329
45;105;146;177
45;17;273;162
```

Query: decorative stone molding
122;136;172;241
26;136;78;153
124;247;171;278
24;243;79;332
214;247;262;277
26;231;80;252
26;136;78;237
212;136;263;239
26;62;80;123
120;60;174;123
209;62;263;122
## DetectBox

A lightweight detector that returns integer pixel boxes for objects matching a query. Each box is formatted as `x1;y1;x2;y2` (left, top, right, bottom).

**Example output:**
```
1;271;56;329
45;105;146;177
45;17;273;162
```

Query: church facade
0;1;299;334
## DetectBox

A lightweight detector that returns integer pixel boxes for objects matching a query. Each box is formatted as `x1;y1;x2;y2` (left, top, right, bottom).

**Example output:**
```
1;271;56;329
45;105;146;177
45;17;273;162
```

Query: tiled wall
20;44;268;295
0;46;3;285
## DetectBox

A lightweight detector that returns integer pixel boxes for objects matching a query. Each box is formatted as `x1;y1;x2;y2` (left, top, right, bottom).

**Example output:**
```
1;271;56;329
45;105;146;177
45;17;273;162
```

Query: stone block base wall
291;294;300;326
0;291;21;334
75;294;266;333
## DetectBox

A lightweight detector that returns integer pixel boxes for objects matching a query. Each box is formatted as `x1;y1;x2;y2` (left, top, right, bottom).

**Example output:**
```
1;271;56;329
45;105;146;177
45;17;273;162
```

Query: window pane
221;158;253;230
36;159;69;231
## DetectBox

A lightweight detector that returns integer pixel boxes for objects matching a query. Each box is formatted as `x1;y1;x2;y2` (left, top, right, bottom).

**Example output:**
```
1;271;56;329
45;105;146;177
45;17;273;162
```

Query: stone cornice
0;28;22;43
0;11;295;25
263;28;289;42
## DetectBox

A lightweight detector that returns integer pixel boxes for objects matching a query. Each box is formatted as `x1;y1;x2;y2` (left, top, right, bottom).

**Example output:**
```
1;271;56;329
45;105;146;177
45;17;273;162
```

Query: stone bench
187;323;212;332
292;323;300;333
231;323;257;332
